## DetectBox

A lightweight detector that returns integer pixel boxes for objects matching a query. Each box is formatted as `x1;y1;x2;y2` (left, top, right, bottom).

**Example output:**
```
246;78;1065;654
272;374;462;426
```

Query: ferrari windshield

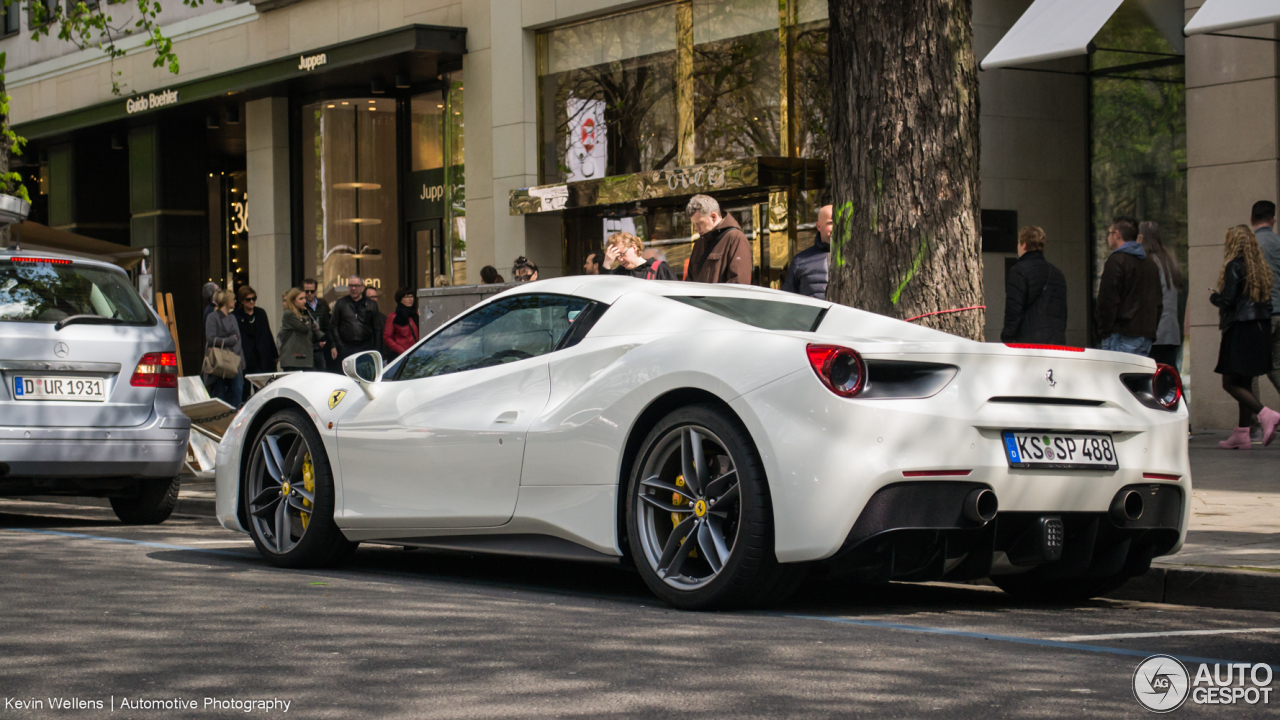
670;296;825;332
398;294;591;380
0;259;153;325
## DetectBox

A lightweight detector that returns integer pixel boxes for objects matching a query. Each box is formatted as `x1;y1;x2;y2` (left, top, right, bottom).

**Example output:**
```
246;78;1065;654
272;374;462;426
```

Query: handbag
202;337;240;379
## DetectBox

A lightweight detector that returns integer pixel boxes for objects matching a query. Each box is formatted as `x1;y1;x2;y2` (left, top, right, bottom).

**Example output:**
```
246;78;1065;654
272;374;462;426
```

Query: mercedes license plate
1002;430;1117;470
13;376;106;402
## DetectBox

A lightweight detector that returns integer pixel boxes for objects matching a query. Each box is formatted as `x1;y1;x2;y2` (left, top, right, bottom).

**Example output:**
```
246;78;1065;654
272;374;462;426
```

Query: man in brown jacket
685;194;752;284
1095;216;1163;355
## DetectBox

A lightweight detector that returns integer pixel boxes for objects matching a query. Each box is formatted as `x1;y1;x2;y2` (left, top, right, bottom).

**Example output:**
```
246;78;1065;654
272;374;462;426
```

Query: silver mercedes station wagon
0;249;191;523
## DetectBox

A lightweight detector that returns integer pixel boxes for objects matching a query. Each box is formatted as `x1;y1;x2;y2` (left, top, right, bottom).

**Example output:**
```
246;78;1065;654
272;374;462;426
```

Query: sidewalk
1110;430;1280;611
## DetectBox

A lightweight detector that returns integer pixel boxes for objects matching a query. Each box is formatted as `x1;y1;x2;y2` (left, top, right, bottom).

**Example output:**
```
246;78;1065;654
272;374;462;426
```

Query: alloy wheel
635;424;742;589
248;421;317;554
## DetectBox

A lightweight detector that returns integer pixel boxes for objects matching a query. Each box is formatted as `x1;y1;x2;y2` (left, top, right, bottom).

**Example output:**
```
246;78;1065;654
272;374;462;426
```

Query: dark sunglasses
244;296;257;302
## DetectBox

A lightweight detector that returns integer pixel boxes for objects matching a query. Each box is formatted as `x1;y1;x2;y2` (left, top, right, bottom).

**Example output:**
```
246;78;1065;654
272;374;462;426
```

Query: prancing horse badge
328;390;347;409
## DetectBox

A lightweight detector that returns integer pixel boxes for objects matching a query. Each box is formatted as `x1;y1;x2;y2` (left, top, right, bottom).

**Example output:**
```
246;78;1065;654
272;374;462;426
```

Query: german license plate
1002;430;1118;470
13;376;106;402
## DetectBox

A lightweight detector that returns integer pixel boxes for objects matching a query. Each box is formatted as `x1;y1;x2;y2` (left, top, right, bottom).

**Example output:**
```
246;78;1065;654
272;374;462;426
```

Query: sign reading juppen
299;53;328;71
125;89;179;114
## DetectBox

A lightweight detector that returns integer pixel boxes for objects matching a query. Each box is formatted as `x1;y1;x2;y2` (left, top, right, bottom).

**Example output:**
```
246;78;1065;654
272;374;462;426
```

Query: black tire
991;572;1132;602
110;477;180;525
244;408;356;568
626;404;806;610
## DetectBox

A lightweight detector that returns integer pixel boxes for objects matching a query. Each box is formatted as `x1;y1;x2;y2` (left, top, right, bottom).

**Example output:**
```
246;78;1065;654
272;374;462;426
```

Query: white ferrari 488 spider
216;277;1189;609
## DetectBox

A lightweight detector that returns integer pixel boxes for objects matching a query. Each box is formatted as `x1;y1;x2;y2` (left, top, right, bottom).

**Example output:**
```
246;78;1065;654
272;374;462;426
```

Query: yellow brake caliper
300;453;315;529
671;475;696;558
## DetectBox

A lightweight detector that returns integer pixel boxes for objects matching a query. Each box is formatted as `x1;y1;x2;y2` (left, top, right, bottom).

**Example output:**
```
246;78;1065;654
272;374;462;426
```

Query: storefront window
300;98;400;313
692;0;780;162
447;81;466;285
537;3;679;183
1090;5;1187;313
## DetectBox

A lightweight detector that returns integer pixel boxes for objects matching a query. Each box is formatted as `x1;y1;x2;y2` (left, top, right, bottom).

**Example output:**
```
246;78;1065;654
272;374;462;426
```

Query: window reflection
692;0;780;162
538;5;678;183
300;99;400;314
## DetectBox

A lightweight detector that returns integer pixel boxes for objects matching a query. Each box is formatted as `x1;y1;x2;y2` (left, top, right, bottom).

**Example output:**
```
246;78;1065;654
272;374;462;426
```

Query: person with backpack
602;231;676;280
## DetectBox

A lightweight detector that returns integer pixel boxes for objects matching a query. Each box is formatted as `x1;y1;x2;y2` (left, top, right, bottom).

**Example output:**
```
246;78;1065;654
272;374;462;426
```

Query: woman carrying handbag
204;289;245;408
279;288;321;371
1211;225;1279;448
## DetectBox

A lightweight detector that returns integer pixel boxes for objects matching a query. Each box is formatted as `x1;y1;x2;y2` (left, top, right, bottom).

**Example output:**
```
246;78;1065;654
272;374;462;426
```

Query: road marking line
783;614;1280;672
1053;627;1280;642
185;540;255;544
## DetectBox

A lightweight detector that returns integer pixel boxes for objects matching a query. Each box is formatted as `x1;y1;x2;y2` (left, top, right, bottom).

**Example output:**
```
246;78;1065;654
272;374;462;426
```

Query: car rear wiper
54;315;126;331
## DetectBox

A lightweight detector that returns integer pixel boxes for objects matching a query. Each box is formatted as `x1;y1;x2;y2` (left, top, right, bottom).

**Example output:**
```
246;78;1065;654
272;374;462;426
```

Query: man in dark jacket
685;195;752;284
781;204;832;299
330;275;378;372
1001;226;1068;344
302;278;331;371
1096;217;1163;355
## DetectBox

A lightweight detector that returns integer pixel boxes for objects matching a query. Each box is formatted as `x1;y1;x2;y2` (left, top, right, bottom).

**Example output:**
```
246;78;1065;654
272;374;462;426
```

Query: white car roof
491;275;831;309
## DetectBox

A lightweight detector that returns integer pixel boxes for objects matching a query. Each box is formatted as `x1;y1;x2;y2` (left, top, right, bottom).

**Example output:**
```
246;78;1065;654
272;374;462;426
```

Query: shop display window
537;3;679;183
300;98;400;313
691;0;780;162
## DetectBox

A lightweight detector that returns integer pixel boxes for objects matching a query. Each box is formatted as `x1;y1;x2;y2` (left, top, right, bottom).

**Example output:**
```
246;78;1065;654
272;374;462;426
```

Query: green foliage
2;0;221;200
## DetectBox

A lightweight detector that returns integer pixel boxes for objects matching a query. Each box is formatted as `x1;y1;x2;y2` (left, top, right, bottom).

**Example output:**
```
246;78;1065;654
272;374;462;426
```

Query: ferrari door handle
494;411;519;424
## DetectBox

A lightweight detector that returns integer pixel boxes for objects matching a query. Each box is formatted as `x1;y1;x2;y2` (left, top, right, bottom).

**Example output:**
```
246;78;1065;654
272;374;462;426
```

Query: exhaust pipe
1110;490;1144;523
963;488;998;524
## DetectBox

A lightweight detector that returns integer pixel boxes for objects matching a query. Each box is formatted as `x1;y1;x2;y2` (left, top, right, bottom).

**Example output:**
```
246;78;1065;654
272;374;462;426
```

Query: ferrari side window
396;294;592;380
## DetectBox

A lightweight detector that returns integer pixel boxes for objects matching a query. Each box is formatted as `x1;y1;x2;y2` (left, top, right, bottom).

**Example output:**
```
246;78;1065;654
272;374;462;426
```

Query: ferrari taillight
131;352;179;388
1153;363;1182;410
806;344;866;398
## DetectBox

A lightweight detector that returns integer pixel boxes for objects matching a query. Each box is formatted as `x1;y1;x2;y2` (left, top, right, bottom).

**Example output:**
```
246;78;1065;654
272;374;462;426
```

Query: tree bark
826;0;984;340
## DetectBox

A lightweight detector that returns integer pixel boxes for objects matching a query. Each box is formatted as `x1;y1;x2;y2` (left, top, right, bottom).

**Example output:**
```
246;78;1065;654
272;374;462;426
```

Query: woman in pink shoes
1211;225;1278;448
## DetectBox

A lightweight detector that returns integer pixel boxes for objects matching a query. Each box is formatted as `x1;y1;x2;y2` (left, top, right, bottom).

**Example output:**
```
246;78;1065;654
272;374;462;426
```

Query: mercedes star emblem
1045;369;1056;388
54;342;70;358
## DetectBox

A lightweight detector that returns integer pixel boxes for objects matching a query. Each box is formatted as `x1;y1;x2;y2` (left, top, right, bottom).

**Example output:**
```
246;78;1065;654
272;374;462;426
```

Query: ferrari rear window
670;296;825;332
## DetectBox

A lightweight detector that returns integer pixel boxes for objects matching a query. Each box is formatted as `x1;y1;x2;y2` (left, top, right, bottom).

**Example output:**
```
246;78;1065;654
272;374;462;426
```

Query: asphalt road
2;499;1277;719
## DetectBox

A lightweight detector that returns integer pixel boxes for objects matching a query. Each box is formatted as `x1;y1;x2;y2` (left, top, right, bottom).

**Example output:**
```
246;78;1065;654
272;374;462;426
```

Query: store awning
12;221;150;269
510;157;824;215
1185;0;1280;36
980;0;1124;70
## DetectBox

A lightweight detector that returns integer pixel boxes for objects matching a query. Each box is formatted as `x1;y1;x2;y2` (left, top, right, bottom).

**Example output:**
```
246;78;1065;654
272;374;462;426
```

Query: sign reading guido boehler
125;89;179;114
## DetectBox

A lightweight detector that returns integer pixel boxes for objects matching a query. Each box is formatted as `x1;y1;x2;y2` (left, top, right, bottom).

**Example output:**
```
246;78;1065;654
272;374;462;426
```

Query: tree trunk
0;72;9;247
826;0;984;340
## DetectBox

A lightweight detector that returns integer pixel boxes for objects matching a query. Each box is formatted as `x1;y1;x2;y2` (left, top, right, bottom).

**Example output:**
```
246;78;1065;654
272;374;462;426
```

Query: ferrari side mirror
342;350;383;399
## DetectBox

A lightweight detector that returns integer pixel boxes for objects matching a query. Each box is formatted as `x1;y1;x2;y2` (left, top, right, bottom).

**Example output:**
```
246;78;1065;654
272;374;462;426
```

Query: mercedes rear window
670;296;826;332
0;259;154;325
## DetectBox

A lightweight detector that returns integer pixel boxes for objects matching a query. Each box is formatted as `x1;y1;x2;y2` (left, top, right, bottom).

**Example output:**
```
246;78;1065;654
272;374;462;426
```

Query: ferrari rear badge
1046;369;1056;388
328;390;347;409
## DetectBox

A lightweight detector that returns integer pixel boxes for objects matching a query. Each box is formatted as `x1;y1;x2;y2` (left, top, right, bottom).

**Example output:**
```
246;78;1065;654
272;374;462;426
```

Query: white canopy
1185;0;1280;36
981;0;1125;70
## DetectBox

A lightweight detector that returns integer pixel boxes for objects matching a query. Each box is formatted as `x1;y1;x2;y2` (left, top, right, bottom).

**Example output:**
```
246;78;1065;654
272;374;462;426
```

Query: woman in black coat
233;285;279;402
1211;225;1278;448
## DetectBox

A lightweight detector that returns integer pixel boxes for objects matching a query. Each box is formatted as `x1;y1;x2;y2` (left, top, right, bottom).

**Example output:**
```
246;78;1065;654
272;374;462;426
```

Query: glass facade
300;98;400;314
537;3;679;183
692;0;780;162
1090;4;1187;328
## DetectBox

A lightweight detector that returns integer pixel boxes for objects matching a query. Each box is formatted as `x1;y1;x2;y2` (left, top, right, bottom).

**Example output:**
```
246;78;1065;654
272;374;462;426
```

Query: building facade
4;0;1276;429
